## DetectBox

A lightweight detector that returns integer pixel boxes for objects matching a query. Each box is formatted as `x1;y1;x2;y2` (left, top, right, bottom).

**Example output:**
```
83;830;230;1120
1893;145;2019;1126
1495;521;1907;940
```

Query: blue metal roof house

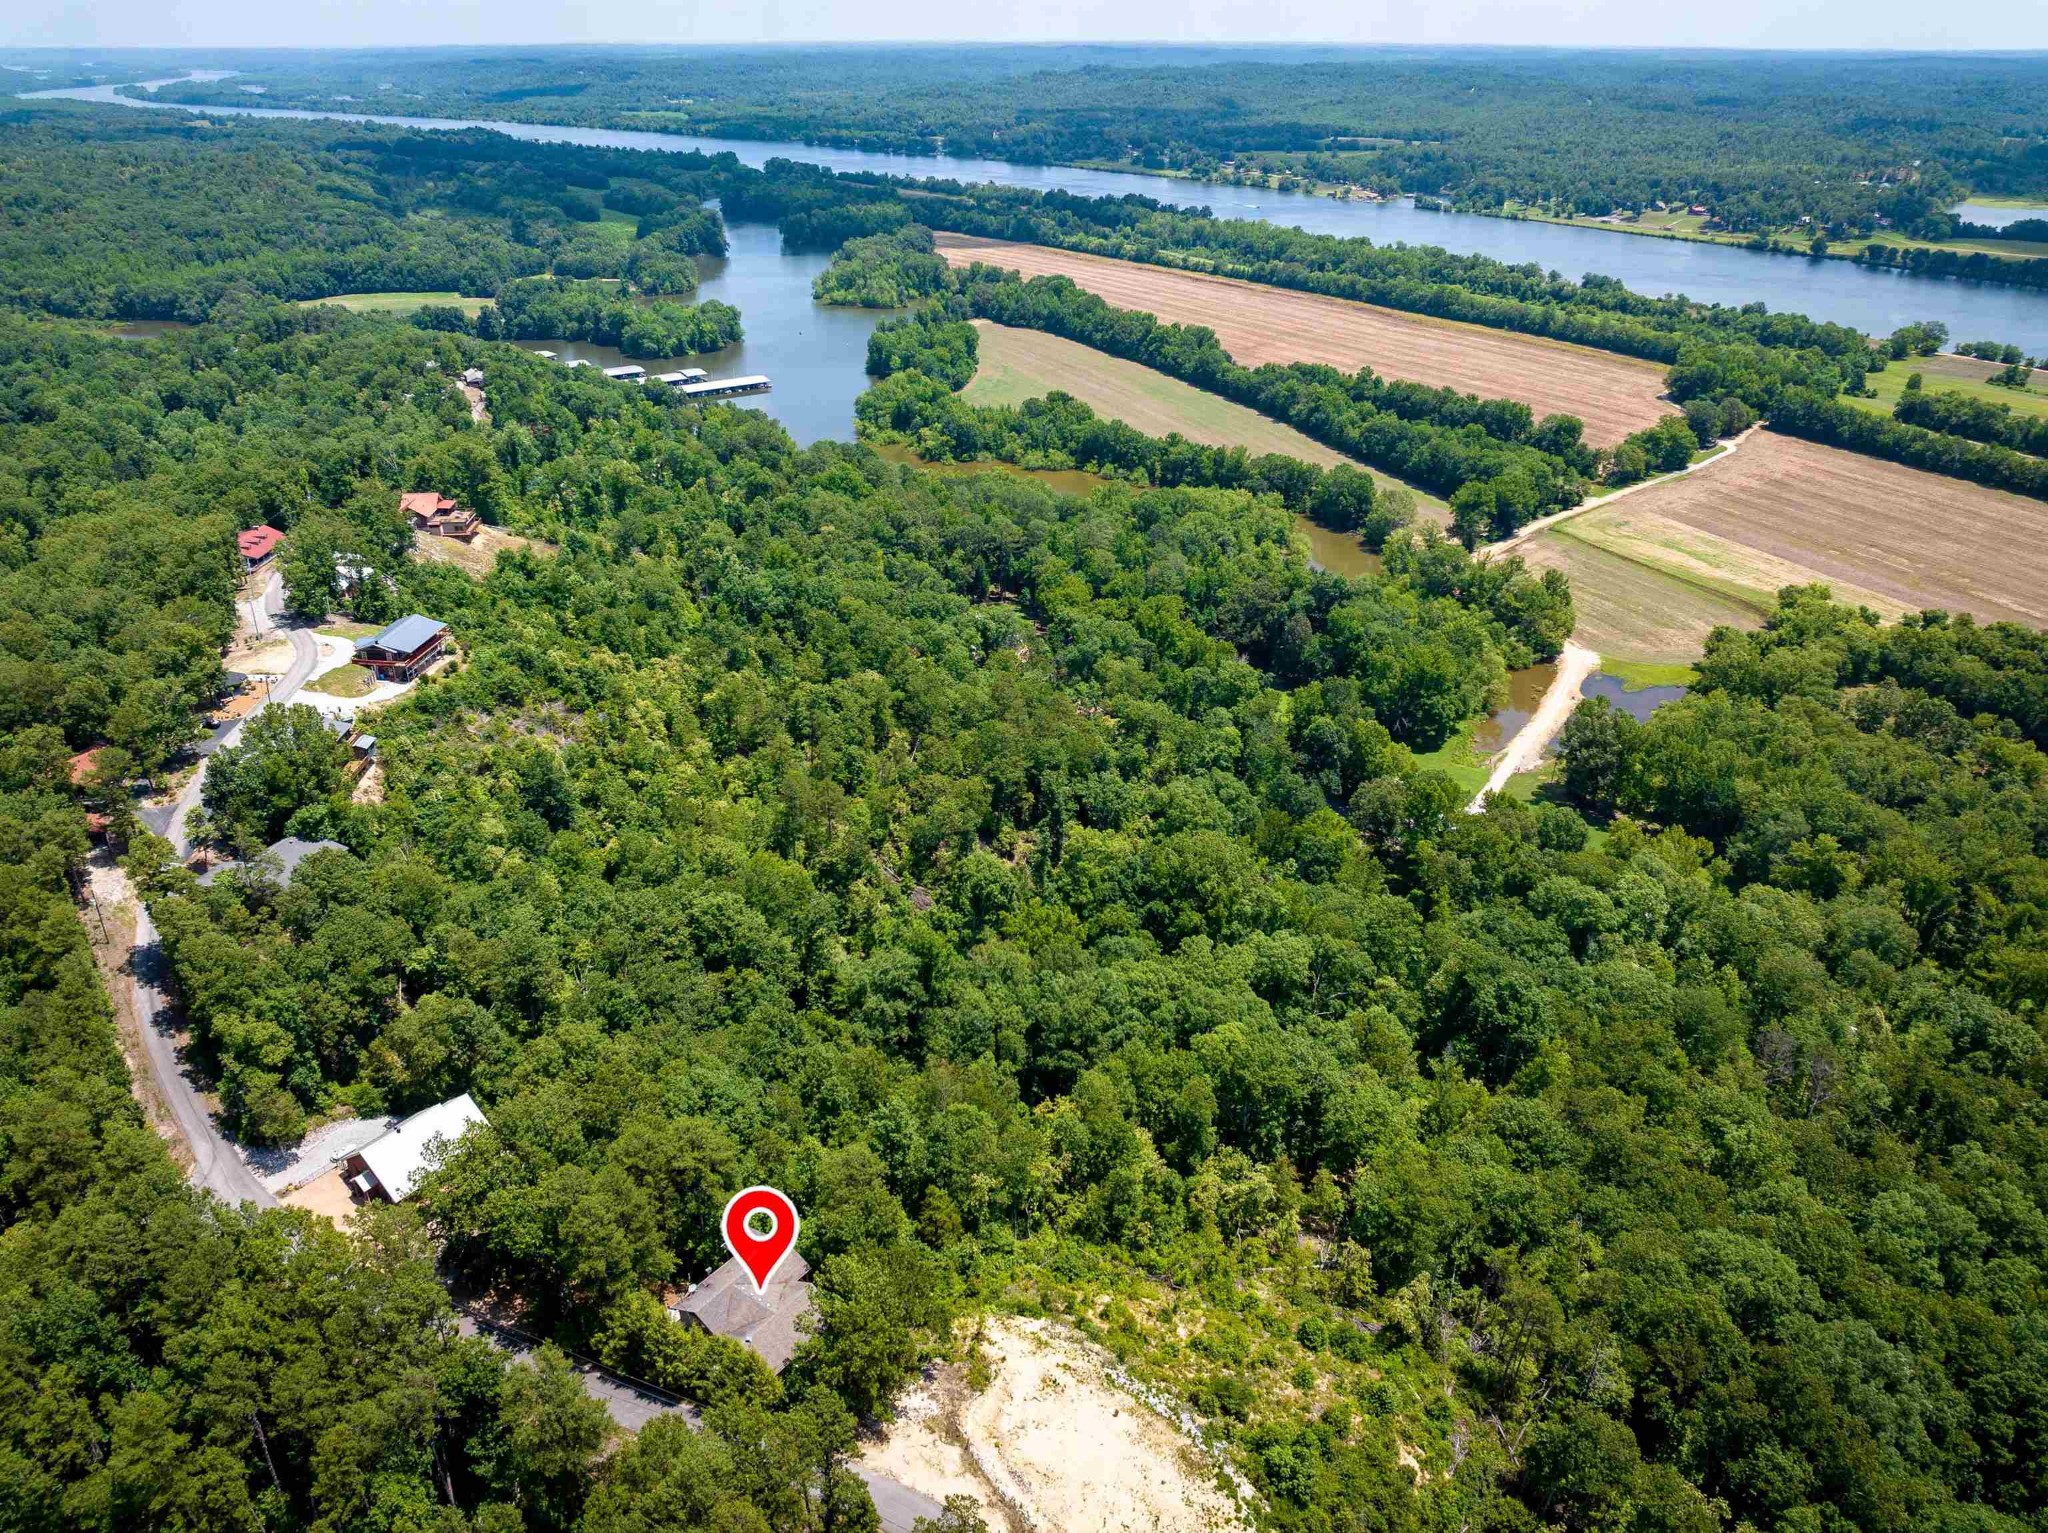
352;614;448;683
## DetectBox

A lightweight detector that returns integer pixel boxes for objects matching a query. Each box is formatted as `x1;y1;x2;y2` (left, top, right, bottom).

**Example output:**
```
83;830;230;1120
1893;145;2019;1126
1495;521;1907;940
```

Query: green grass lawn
297;291;493;317
1846;355;2048;422
302;662;376;698
1409;716;1495;796
1597;658;1699;689
316;621;381;640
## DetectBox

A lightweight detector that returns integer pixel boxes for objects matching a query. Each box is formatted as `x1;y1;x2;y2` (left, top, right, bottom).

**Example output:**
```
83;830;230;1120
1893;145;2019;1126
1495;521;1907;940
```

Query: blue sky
4;0;2042;52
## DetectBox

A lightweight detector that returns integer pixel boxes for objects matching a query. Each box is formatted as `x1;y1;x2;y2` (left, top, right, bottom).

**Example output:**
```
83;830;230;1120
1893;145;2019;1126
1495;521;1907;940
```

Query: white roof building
346;1093;487;1202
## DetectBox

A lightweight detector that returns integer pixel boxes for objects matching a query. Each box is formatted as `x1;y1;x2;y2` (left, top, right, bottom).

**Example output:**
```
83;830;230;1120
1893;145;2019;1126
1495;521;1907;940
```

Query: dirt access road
1467;641;1602;812
936;233;1677;447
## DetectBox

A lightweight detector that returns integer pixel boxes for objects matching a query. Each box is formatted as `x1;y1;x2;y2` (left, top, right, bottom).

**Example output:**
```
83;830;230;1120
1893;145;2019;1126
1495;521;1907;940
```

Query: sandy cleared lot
412;524;553;578
937;233;1676;447
281;1166;361;1229
861;1316;1248;1533
1606;430;2048;627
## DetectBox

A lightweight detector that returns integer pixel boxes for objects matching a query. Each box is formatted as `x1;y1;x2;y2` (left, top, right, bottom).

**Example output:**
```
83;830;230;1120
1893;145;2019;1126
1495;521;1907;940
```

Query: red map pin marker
722;1185;800;1295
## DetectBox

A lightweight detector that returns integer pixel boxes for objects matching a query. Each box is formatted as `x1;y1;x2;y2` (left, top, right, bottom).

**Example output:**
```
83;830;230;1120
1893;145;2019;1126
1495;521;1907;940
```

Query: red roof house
401;491;481;541
238;525;284;570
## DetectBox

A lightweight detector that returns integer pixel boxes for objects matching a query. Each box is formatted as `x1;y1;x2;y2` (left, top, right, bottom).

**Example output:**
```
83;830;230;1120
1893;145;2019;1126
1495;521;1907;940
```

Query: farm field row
957;321;1434;578
963;320;1448;511
1518;431;2048;665
934;233;1679;447
296;290;492;316
951;322;2048;665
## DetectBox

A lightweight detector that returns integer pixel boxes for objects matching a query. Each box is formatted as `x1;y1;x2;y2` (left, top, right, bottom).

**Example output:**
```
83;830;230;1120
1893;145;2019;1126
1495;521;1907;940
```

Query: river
26;76;2048;353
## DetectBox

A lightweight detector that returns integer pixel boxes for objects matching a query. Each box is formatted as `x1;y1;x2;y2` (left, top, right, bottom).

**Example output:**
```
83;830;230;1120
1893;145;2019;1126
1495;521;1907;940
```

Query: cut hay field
964;320;1447;513
1553;430;2048;632
1517;529;1768;667
935;233;1678;446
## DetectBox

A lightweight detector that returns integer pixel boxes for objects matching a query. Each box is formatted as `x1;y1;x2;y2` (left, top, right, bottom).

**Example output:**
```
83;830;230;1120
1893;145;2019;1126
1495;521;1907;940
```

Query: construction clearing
936;233;1678;446
411;523;555;579
860;1316;1250;1533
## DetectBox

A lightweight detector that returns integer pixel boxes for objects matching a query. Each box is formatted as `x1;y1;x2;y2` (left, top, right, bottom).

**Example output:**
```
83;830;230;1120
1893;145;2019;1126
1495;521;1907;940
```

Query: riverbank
22;75;2048;351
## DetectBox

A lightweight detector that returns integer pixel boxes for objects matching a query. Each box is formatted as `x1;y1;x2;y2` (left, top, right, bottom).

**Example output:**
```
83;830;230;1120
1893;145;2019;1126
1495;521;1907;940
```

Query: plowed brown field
1600;431;2048;627
935;233;1677;447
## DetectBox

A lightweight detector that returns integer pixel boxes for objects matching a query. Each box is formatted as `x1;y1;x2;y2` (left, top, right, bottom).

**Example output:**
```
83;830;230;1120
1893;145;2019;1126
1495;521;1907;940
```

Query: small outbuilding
667;1251;814;1373
353;613;449;683
343;1093;488;1202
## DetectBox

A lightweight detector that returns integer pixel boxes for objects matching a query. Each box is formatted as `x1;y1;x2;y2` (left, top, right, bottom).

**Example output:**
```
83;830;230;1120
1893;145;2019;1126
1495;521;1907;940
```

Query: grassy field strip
296;291;493;316
962;320;1450;518
1518;528;1764;666
936;233;1677;447
1561;504;1910;619
1846;354;2048;421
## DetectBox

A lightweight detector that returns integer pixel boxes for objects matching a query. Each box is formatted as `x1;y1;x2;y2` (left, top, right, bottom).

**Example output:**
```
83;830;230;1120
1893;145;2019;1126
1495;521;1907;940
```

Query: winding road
125;567;318;1207
115;574;945;1525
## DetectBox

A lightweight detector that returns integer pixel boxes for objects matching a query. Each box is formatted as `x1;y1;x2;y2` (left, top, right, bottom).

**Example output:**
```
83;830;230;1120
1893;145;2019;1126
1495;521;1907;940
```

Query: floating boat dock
674;374;772;399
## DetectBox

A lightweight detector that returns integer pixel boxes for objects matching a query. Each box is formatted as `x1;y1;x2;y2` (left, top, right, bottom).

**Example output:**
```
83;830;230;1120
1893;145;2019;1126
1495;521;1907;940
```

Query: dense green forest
6;91;2048;1533
95;45;2048;235
9;283;2048;1530
0;107;734;321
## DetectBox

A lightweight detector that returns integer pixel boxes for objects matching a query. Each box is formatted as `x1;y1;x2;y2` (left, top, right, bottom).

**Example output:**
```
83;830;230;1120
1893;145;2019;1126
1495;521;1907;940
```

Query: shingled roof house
667;1252;814;1373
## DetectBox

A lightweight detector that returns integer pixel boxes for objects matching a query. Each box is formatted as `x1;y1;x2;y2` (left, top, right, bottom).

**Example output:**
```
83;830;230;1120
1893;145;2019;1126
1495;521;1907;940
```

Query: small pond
1296;519;1383;580
1472;664;1562;754
1583;671;1689;721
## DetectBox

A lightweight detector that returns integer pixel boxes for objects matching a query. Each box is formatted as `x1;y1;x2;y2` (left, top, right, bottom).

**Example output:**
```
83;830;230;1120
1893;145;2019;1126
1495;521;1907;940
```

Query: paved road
458;1312;945;1532
125;567;320;1206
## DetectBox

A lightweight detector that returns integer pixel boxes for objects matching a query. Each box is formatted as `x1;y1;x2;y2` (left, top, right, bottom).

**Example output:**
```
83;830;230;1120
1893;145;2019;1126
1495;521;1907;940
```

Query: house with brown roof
238;525;284;572
400;491;481;541
666;1252;813;1373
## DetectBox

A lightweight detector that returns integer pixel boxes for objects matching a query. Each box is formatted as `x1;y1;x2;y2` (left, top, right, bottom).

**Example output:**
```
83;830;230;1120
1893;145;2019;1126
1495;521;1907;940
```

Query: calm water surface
27;76;2048;352
1583;672;1689;721
1473;664;1561;754
1951;202;2048;231
518;222;897;446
